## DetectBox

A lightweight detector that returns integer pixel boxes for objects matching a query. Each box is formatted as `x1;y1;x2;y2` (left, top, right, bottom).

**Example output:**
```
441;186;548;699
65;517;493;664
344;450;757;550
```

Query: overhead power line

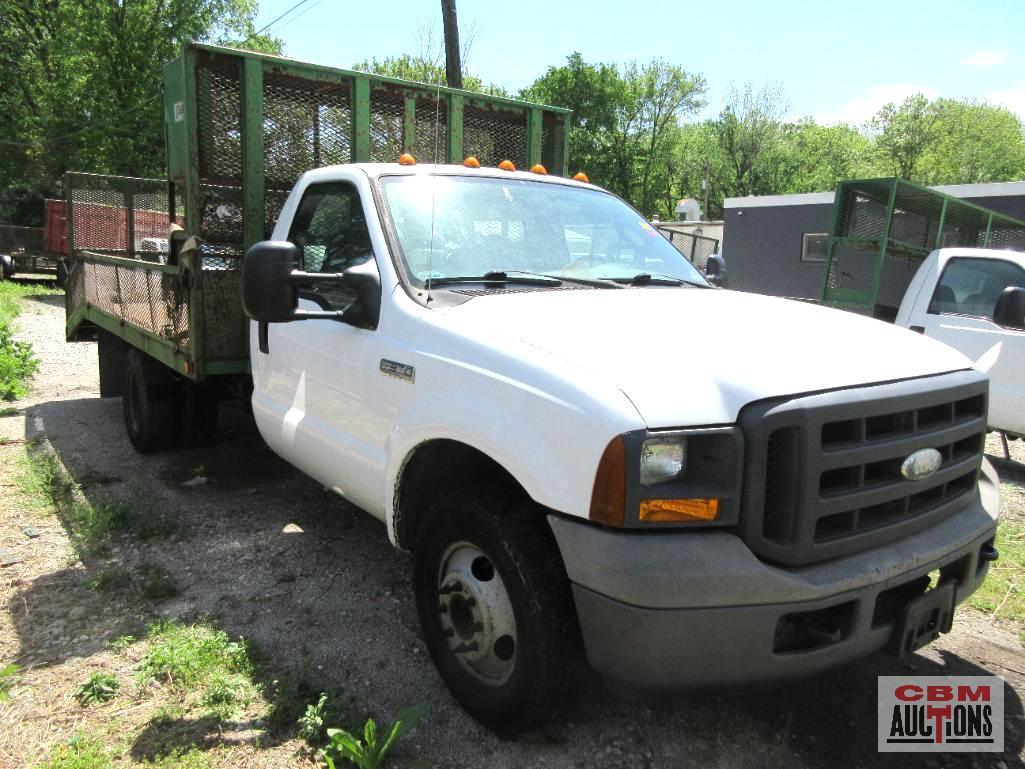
255;0;316;35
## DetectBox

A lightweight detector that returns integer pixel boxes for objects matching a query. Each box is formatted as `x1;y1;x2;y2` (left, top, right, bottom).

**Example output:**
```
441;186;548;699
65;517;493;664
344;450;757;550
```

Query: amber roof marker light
463;156;481;168
498;159;516;171
572;172;590;183
530;164;548;175
398;153;417;165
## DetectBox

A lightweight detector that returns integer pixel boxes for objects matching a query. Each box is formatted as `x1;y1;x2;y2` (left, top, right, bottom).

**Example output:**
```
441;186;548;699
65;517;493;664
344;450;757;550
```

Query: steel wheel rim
436;541;517;687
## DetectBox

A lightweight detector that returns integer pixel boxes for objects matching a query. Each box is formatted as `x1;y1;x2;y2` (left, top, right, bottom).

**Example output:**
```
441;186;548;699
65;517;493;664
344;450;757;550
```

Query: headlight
640;438;686;486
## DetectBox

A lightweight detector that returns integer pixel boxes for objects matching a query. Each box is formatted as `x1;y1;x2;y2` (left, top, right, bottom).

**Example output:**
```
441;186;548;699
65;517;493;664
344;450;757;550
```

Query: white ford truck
895;247;1025;436
235;162;1001;731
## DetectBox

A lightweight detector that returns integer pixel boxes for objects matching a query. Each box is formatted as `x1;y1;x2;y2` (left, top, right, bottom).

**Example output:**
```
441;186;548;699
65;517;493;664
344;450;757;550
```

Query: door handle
910;326;925;335
258;321;269;353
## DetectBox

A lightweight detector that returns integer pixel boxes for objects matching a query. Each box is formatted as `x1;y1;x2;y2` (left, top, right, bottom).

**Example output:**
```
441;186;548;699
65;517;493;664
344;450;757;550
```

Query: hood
438;287;973;428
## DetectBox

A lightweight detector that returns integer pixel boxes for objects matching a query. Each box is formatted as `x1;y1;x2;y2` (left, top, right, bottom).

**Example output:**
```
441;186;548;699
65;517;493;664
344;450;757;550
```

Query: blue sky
254;0;1025;123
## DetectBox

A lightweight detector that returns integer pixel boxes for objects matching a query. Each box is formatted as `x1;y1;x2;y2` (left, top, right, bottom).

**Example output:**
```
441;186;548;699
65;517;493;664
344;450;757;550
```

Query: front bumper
548;459;1000;692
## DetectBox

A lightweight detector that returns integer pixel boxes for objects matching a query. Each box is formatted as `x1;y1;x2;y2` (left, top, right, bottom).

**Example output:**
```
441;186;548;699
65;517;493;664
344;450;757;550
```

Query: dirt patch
2;297;1024;768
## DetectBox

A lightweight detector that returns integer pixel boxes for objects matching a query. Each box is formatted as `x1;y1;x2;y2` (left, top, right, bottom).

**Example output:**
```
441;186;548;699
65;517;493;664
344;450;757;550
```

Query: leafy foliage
0;0;282;222
76;672;119;706
0;282;48;401
324;702;430;769
0;662;20;702
298;692;329;745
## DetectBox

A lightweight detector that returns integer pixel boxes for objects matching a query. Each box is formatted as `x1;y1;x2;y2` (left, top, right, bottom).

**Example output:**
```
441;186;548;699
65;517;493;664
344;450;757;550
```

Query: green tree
920;99;1025;185
353;54;508;97
0;0;280;223
712;82;789;199
519;52;628;195
867;93;941;181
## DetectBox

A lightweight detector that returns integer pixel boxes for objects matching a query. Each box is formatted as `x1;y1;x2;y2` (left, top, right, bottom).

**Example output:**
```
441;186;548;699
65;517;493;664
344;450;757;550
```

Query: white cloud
961;49;1010;67
985;84;1025;119
815;84;938;126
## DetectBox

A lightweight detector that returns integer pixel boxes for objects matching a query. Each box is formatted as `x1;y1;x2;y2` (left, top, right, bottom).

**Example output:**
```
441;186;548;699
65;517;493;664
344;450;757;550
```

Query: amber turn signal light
498;159;516;171
463;156;481;168
398;153;417;165
639;498;719;523
589;437;626;527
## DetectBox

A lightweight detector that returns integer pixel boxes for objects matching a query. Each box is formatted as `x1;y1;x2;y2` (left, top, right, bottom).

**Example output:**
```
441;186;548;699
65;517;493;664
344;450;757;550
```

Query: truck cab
896;247;1025;435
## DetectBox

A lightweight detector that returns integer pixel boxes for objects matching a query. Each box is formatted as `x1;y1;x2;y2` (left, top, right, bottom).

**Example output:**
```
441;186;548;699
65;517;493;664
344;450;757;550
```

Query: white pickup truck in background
896;248;1025;436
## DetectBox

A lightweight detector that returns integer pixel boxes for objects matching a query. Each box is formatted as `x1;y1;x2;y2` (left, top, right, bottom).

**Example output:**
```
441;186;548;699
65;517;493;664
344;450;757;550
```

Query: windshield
378;175;708;287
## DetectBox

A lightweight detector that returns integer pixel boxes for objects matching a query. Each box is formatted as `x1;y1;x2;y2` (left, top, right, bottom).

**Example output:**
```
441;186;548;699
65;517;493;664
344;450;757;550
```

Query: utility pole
702;161;710;221
441;0;462;89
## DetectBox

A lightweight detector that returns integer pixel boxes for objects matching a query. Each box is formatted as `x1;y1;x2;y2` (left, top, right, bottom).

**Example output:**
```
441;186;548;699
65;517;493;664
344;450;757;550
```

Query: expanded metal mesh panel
369;87;405;163
0;226;44;256
656;227;720;271
836;190;888;241
263;73;352;187
65;172;191;354
79;258;190;353
541;113;557;174
414;98;447;163
463;103;527;169
988;225;1025;251
67;173;178;259
196;55;243;185
825;244;877;297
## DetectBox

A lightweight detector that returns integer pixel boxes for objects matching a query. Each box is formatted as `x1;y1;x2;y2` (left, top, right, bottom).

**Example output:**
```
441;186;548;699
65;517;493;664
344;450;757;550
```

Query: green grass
36;735;112;769
135;563;180;600
0;281;57;402
968;519;1025;624
136;622;256;721
90;567;133;593
0;662;20;702
141;748;216;768
21;447;177;552
76;672;119;706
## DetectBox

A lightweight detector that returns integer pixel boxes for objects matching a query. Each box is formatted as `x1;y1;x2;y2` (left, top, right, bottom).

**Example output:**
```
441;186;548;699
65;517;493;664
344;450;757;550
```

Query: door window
288;182;374;310
928;257;1025;319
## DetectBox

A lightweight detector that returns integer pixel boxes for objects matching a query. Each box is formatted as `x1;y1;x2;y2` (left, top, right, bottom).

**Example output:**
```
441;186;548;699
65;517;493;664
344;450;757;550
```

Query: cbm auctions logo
878;676;1004;752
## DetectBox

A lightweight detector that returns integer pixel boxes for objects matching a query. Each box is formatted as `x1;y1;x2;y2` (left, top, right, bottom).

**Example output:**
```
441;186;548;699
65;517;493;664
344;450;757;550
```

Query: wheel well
394;440;526;550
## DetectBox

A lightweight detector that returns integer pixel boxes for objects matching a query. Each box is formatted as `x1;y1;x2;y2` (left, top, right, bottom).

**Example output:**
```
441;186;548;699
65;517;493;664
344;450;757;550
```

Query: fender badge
380;359;415;383
900;448;942;481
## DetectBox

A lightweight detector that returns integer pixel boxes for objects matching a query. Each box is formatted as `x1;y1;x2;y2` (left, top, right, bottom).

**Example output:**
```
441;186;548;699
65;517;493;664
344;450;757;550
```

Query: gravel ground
2;294;1024;768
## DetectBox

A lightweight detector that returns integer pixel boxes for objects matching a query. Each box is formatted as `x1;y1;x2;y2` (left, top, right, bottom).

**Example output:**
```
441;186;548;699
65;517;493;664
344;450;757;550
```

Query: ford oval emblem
901;448;942;481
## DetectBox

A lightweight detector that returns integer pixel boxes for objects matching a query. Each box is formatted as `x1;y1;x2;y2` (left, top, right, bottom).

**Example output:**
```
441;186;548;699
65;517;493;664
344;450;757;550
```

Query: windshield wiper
427;270;562;287
504;270;624;289
601;272;709;288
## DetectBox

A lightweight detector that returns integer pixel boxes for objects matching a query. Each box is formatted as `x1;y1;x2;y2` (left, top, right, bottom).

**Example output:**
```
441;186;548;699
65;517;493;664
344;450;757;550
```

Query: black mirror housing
340;260;382;330
993;286;1025;330
705;253;727;288
243;241;300;322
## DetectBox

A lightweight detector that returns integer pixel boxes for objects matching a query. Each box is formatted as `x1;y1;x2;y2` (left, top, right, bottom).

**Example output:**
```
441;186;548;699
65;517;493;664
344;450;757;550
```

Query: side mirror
705;253;726;288
242;240;382;329
993;286;1025;330
242;241;300;322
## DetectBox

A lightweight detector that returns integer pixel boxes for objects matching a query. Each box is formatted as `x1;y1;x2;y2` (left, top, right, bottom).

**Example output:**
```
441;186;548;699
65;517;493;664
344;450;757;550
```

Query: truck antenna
426;82;442;303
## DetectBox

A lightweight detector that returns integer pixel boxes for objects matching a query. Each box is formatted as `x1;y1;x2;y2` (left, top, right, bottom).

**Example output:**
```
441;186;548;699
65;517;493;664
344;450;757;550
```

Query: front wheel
413;488;581;733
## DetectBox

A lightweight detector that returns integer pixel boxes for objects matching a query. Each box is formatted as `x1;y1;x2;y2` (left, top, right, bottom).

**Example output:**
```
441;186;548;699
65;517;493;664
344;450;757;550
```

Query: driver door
251;181;384;511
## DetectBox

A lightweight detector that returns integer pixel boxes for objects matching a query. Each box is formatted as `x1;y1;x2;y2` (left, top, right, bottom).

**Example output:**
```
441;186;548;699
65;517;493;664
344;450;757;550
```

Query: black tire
0;255;13;280
55;258;69;288
122;348;178;453
179;379;219;448
413;487;581;734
